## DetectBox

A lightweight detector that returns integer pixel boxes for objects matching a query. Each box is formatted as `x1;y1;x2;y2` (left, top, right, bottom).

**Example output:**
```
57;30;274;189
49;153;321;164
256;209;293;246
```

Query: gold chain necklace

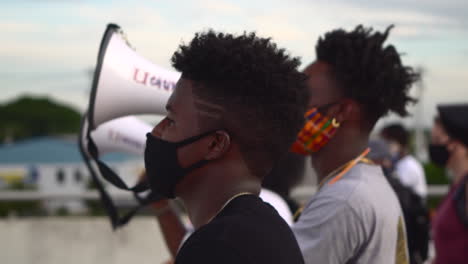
207;192;253;223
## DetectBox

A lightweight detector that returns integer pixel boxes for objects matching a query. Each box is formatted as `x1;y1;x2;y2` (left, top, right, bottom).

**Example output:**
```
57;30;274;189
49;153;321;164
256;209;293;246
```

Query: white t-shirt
259;188;293;226
292;163;409;264
395;155;427;198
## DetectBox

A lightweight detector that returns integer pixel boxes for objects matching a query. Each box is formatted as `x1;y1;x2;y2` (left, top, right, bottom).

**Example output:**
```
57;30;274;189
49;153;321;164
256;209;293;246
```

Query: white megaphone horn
87;23;180;130
79;23;180;229
90;116;152;156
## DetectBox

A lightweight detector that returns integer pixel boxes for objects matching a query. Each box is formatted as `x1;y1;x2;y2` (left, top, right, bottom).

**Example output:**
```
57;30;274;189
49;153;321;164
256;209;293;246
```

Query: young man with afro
291;25;420;264
144;30;308;264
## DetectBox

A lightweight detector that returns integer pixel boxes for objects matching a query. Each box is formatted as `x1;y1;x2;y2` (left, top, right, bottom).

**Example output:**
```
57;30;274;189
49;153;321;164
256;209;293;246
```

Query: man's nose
151;120;165;137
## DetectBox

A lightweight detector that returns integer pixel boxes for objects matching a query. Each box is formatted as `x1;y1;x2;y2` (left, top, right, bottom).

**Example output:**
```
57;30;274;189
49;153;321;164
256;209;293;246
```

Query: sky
1;0;467;128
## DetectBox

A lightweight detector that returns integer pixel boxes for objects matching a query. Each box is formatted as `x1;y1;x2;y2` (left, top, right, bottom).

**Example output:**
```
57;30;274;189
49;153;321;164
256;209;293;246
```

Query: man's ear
205;131;231;160
449;140;467;157
334;99;357;123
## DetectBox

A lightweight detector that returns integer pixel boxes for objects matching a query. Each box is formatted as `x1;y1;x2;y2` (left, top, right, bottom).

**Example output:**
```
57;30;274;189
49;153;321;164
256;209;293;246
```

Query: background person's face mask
387;141;402;160
144;130;215;198
291;107;340;155
428;143;450;168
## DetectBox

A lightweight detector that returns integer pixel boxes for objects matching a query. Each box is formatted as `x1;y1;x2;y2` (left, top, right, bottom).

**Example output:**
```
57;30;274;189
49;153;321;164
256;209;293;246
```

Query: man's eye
166;118;175;126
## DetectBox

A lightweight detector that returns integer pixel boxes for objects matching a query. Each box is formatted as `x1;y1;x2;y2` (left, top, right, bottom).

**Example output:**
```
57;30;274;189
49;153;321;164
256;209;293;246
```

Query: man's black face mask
144;130;218;198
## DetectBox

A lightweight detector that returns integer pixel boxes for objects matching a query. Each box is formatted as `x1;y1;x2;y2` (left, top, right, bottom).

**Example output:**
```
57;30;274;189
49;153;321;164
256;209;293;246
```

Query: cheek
306;88;323;107
431;126;449;144
451;143;468;159
177;139;209;168
430;131;440;144
445;144;459;168
162;127;181;141
153;118;186;142
388;143;400;155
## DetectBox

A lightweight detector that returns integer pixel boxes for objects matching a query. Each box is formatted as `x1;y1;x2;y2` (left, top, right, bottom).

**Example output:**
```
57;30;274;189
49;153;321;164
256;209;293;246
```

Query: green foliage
55;207;70;216
427;196;444;211
424;162;449;185
8;181;35;191
423;162;449;210
0;96;82;141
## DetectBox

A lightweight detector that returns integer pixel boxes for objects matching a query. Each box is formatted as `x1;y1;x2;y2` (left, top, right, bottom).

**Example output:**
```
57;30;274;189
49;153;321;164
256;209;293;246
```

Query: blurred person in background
368;139;429;264
262;151;306;215
291;25;420;264
429;104;468;264
381;123;428;200
144;30;308;263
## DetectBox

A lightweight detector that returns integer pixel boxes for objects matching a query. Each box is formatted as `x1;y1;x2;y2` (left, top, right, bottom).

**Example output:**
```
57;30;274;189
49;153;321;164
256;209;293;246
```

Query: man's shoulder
187;195;293;242
318;164;385;201
175;205;254;263
180;195;304;264
293;165;405;264
300;164;400;222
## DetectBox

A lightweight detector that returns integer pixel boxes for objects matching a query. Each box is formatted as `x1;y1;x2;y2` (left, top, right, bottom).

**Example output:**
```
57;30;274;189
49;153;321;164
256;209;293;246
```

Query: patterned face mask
291;107;340;155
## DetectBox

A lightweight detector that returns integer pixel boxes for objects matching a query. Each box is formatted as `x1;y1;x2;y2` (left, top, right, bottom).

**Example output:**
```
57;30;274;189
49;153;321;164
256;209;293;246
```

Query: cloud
1;0;467;127
293;0;468;27
0;22;42;33
265;0;463;40
198;0;243;15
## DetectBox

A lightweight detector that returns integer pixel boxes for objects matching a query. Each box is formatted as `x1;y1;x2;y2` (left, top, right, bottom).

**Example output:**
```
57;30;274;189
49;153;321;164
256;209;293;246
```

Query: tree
0;96;82;141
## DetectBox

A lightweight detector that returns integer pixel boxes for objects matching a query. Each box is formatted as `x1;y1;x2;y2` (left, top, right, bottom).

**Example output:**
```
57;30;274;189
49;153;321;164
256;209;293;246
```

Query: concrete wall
0;217;171;264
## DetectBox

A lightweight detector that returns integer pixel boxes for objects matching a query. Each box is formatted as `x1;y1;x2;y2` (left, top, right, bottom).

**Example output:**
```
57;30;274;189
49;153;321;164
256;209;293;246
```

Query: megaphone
90;116;152;157
79;24;180;229
88;23;180;130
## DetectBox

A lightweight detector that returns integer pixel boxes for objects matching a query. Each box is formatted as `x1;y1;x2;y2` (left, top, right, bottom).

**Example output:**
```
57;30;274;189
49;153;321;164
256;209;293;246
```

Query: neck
398;149;409;160
449;159;468;185
312;128;369;182
179;166;261;229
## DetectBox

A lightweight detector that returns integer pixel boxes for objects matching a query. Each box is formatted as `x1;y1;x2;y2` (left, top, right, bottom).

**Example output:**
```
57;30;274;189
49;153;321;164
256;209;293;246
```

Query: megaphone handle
87;135;149;192
114;190;165;228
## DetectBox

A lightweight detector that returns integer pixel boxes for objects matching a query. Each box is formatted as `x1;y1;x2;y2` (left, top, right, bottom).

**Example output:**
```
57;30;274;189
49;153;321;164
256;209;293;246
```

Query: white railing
0;190;133;201
0;185;450;201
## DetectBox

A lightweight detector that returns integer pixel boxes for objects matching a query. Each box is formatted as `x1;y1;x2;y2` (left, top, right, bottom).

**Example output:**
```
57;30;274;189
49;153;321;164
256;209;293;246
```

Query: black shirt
175;194;304;264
